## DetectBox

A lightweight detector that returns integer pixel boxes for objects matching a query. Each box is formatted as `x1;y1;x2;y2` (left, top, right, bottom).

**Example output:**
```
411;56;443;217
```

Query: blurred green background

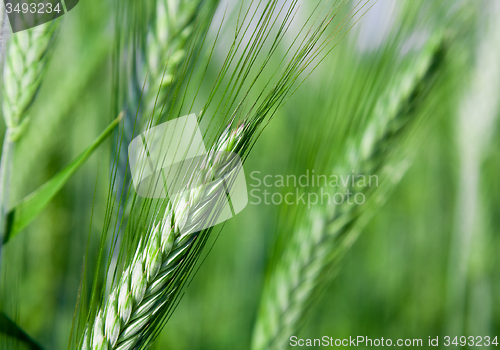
1;0;499;349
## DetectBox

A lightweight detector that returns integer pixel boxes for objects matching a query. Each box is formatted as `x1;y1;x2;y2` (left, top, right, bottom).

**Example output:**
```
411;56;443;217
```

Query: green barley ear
111;0;218;216
2;21;59;141
251;30;450;350
114;0;217;129
79;1;365;349
142;0;219;126
81;126;249;350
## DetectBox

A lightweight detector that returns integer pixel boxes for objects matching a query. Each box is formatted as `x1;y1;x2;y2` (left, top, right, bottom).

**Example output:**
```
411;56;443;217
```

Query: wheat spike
82;124;246;350
114;0;215;210
142;0;214;124
2;21;58;140
251;34;446;350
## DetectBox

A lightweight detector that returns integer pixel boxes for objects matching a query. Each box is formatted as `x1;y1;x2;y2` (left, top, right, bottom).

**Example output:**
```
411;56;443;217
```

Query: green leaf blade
3;113;123;244
0;311;44;350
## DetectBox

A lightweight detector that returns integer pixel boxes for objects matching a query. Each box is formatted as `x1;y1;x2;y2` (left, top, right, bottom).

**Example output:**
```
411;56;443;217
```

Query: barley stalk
82;123;246;350
251;34;446;350
0;20;59;259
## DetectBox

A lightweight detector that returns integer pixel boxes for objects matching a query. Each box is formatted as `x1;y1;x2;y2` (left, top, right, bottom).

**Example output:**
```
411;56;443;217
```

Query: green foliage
1;1;498;350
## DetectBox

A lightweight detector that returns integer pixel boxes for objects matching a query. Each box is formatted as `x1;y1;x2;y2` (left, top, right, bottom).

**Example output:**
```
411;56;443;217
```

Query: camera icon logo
128;114;248;234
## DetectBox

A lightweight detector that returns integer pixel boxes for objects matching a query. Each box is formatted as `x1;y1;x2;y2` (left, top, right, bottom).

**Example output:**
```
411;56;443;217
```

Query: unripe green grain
82;124;245;349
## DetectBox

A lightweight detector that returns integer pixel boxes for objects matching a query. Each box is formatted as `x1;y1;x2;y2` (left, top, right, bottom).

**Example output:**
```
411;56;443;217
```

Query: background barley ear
0;19;59;261
111;0;219;219
142;0;219;125
251;25;453;350
2;21;59;140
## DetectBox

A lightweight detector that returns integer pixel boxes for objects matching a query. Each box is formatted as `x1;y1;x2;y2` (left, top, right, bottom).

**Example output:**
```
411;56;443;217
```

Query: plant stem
0;130;14;265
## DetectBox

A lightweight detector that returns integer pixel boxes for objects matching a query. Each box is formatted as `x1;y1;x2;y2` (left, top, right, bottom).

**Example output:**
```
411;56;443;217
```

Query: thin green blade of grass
3;113;123;243
0;311;44;350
